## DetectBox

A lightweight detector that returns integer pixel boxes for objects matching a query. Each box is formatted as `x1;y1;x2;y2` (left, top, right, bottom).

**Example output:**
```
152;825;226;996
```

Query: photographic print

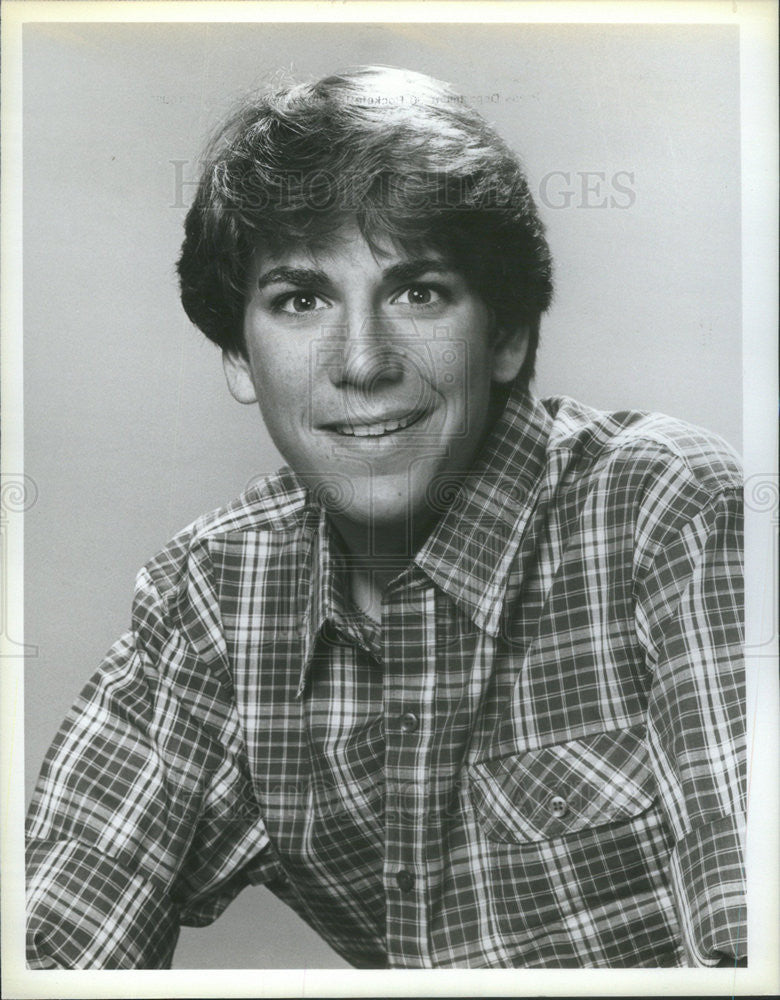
1;2;776;996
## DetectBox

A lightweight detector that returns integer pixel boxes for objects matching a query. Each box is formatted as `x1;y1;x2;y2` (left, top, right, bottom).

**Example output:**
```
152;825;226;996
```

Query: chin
343;494;414;531
330;478;437;548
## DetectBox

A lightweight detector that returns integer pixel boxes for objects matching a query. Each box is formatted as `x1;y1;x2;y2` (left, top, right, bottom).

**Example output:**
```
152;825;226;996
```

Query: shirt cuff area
26;838;179;969
668;813;747;966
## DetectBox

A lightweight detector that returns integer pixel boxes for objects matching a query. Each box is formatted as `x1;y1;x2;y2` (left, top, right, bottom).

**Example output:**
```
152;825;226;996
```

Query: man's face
225;221;527;548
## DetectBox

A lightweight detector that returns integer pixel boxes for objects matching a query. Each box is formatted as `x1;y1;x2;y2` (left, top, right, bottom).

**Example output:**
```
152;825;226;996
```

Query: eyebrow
256;266;329;291
255;257;456;292
381;257;456;284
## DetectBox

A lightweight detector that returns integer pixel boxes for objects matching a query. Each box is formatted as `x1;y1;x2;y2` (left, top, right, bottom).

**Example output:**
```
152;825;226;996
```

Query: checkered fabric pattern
26;389;746;969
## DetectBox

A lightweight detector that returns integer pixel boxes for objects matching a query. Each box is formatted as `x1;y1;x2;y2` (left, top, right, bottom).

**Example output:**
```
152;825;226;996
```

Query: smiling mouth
328;410;428;438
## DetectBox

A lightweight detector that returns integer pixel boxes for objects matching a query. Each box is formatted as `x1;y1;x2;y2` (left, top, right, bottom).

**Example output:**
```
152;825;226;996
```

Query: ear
222;349;258;404
490;320;534;384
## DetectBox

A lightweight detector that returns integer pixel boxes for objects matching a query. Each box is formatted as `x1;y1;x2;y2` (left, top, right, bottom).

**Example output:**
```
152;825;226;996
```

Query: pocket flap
469;725;655;843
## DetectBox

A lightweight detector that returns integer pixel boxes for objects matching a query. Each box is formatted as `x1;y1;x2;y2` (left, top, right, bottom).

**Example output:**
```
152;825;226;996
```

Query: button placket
382;588;436;966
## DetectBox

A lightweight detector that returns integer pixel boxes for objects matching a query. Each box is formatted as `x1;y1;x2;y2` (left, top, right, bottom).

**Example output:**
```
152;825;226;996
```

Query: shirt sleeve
26;565;277;969
634;485;747;966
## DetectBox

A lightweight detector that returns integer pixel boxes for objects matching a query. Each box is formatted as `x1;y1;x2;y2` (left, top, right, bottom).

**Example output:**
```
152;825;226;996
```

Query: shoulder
542;395;743;498
539;396;742;559
139;467;310;605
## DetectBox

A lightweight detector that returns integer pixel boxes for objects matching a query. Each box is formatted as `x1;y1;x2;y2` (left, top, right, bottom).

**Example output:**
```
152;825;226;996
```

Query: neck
329;513;431;621
330;514;425;577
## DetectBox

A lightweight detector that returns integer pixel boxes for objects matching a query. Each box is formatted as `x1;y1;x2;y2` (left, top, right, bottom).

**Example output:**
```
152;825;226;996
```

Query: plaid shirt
26;389;746;969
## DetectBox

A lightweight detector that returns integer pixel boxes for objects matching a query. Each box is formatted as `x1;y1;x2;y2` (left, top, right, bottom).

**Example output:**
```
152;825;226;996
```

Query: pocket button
549;795;568;818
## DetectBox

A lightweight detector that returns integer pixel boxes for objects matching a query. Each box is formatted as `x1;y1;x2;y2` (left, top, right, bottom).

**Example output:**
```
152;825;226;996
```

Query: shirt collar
297;506;381;697
297;506;338;696
414;386;554;636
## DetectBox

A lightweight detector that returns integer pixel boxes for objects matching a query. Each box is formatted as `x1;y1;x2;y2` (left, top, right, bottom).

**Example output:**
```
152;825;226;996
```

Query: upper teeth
334;413;419;437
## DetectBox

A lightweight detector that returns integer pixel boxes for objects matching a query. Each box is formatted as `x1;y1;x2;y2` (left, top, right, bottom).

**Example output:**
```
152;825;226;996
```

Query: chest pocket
468;724;656;843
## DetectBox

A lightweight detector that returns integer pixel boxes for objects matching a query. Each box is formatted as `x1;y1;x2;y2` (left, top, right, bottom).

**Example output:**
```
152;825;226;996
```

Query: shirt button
549;795;568;818
399;711;419;733
395;869;415;892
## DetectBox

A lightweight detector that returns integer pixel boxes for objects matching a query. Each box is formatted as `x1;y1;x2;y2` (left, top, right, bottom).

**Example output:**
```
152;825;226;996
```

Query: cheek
248;329;302;399
441;314;495;410
246;335;309;433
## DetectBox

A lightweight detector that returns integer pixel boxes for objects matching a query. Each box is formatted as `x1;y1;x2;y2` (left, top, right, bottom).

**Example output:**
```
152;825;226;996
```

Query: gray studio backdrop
23;22;740;969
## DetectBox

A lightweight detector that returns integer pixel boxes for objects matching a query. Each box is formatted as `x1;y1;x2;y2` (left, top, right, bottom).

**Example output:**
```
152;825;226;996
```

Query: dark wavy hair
177;66;553;386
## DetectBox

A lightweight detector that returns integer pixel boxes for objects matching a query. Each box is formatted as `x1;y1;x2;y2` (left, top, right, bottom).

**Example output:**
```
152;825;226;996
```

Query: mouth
325;409;429;438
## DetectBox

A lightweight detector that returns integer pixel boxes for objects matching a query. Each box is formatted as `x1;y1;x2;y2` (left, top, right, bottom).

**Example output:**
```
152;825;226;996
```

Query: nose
326;314;405;391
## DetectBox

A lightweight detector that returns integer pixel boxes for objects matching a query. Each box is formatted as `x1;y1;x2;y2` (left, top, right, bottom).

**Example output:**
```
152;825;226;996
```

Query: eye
391;284;443;308
274;292;330;315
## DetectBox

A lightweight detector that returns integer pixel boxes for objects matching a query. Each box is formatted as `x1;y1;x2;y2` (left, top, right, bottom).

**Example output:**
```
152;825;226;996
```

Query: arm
26;567;274;968
634;486;746;966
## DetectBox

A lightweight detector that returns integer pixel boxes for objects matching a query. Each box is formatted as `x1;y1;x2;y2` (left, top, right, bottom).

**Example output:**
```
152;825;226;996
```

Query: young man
26;66;746;969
